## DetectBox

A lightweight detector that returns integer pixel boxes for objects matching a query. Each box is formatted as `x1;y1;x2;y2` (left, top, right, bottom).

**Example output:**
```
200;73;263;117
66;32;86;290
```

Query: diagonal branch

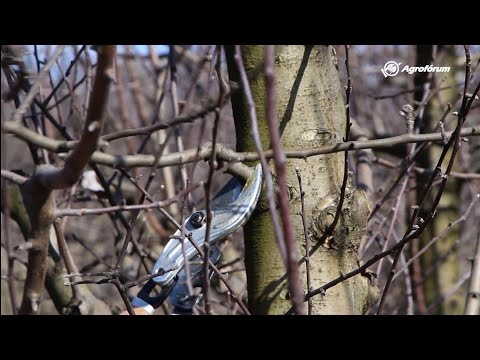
8;46;66;124
35;46;116;190
18;46;116;315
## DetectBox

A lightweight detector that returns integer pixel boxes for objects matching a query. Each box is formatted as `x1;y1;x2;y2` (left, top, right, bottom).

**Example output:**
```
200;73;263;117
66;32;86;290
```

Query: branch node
88;121;101;133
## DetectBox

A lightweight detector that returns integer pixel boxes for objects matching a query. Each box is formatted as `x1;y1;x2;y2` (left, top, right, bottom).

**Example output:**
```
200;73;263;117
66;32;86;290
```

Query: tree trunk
225;45;376;314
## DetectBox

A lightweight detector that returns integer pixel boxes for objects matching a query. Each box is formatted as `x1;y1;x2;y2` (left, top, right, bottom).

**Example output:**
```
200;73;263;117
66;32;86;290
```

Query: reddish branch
264;46;305;315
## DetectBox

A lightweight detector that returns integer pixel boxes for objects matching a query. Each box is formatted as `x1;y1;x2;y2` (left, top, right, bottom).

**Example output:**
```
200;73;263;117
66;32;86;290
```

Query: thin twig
368;102;456;222
307;80;478;302
234;45;287;262
427;270;470;313
372;85;458;100
114;53;137;158
180;184;194;297
158;210;251;315
53;219;79;301
296;167;312;315
18;45;116;315
10;46;65;123
359;208;393;257
111;277;136;315
374;157;480;180
53;184;199;218
202;49;225;315
168;45;189;194
102;102;220;141
186;234;251;315
394;241;414;315
264;45;304;315
42;45;86;107
375;175;409;285
393;194;479;280
54;59;84;121
376;45;475;314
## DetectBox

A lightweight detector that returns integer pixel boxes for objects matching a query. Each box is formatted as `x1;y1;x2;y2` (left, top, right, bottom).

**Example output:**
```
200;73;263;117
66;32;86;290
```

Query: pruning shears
128;164;262;315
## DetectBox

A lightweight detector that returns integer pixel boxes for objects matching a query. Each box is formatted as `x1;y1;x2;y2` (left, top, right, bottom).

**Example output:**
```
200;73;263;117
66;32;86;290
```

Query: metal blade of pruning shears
130;164;263;314
151;164;262;286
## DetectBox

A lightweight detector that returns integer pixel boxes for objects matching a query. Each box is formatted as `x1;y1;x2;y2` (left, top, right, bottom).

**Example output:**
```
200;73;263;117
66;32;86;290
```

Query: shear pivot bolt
190;211;205;228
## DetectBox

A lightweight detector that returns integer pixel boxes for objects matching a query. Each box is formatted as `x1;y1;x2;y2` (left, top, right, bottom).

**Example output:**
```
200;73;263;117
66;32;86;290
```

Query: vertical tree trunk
225;45;375;314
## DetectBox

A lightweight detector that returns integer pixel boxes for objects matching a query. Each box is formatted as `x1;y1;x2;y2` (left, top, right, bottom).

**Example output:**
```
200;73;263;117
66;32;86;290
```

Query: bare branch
376;45;476;314
427;270;470;313
35;46;116;190
53;184;198;218
264;45;305;315
393;194;480;280
9;46;65;124
202;48;225;315
1;169;28;185
102;102;221;142
374;157;480;180
17;46;116;315
296;167;312;315
5;120;479;169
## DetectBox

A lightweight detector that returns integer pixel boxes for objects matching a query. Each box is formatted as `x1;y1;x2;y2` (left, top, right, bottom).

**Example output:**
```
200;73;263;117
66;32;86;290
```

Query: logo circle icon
382;61;401;77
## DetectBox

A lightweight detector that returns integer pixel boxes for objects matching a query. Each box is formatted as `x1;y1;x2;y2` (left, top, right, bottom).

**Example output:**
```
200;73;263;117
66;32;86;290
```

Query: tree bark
226;45;376;314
